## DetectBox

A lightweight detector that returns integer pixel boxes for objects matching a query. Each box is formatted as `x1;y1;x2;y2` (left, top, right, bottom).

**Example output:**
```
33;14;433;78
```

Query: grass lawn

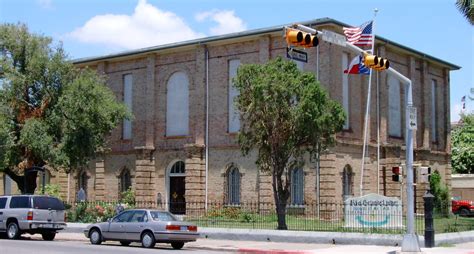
189;214;474;235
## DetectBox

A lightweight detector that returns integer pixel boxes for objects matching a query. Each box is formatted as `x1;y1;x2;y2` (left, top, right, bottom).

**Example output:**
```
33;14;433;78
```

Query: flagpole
359;9;378;197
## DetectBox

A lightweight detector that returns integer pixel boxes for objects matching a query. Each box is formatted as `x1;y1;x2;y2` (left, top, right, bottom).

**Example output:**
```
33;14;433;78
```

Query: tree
0;23;130;194
451;113;474;174
456;0;474;25
233;57;345;229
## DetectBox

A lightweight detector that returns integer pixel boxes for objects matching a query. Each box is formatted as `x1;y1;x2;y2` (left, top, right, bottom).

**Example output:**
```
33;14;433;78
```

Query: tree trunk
276;200;288;230
5;168;38;194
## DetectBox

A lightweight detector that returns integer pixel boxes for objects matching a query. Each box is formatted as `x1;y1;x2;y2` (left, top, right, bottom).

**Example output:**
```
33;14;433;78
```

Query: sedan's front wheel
89;228;102;245
141;231;155;248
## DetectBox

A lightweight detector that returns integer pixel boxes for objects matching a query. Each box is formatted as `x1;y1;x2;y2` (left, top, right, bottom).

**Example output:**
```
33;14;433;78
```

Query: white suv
0;195;67;240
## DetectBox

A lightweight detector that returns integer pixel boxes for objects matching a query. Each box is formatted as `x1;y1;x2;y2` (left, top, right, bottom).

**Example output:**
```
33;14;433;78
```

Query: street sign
408;106;417;130
322;29;346;47
286;47;308;63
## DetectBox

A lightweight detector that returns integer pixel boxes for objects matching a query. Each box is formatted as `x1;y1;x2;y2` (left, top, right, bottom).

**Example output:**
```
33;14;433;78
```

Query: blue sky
1;0;472;122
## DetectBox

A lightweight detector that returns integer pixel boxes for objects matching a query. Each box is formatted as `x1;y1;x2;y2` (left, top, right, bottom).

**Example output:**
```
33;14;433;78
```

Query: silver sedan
84;209;199;249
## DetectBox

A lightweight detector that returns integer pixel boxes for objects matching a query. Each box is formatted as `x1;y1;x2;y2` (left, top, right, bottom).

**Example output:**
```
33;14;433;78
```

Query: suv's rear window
10;196;31;208
33;197;65;210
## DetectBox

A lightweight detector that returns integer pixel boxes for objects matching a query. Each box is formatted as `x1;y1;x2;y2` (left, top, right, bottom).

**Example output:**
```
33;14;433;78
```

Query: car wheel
171;242;185;250
459;208;470;217
7;222;20;240
89;228;102;245
141;231;155;248
120;241;131;246
42;232;56;241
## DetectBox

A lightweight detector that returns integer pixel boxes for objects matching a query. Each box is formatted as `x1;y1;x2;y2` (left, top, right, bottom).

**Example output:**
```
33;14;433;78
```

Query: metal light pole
292;23;421;252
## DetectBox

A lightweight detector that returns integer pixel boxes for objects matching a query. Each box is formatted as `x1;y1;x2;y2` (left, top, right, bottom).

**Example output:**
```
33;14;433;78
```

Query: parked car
452;197;474;216
84;209;199;249
0;195;67;240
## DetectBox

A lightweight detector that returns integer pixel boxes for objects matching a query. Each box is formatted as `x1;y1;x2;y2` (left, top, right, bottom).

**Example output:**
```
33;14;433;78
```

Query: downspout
205;47;209;211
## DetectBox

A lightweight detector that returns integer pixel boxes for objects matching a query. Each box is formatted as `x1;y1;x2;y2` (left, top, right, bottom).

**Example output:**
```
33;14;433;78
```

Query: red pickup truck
452;198;474;216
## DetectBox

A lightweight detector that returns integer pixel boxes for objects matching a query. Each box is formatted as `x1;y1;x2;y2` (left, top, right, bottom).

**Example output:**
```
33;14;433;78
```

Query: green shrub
120;187;136;206
429;171;450;217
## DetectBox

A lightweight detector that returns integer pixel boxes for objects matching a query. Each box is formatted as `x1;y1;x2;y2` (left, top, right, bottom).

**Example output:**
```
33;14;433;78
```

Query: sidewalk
64;223;474;253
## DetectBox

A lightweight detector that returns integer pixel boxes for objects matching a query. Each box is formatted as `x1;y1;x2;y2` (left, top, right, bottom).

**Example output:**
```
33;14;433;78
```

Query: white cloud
37;0;53;9
69;0;204;50
195;10;247;36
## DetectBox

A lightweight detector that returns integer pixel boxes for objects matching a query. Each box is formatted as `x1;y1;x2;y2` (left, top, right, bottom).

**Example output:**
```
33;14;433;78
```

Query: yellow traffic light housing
363;53;390;71
285;28;318;48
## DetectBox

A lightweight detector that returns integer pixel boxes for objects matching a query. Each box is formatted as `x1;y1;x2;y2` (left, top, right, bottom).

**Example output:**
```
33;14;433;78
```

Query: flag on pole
343;21;373;47
344;55;370;75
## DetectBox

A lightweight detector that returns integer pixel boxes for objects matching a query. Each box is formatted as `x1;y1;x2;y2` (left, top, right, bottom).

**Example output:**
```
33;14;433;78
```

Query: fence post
423;190;435;248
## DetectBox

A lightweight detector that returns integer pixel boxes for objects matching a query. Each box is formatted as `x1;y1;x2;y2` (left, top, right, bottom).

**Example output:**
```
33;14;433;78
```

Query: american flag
343;21;373;47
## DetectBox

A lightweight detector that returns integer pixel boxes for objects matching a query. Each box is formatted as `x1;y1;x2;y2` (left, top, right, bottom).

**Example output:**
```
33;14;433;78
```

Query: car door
105;210;133;240
125;210;147;241
0;197;8;231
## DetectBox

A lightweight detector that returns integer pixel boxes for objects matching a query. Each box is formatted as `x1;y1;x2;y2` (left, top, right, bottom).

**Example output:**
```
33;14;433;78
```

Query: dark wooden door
169;176;186;214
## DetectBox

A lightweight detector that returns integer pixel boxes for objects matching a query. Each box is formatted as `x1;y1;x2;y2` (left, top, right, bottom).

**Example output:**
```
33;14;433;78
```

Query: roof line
72;17;460;70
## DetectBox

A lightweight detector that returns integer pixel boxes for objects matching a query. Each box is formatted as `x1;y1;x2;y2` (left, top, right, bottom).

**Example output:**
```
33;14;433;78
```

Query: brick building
0;18;459;213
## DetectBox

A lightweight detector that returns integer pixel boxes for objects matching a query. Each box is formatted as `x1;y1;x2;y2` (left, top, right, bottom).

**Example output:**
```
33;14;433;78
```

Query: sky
0;0;472;122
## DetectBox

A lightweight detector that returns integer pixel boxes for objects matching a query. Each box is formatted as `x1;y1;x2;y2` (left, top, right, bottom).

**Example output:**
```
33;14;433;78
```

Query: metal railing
64;200;473;234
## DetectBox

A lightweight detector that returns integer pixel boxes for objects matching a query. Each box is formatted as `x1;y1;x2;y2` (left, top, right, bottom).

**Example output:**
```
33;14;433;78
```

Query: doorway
168;161;186;214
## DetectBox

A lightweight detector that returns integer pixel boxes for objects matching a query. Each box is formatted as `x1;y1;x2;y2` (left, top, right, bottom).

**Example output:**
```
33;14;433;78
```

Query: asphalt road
0;238;232;254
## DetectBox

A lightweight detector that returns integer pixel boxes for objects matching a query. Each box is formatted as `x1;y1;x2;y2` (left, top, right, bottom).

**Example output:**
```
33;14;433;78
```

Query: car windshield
150;211;177;221
32;196;65;210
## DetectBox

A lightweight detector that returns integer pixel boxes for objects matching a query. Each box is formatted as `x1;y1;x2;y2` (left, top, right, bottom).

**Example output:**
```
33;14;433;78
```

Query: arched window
228;59;241;133
388;74;401;137
291;168;304;205
342;165;353;200
227;167;240;205
170;161;185;175
166;72;189;136
78;170;88;195
120;169;132;193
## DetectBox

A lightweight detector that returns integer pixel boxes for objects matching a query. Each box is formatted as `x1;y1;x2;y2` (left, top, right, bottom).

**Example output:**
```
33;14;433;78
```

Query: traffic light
392;166;402;182
285;28;319;48
363;53;390;71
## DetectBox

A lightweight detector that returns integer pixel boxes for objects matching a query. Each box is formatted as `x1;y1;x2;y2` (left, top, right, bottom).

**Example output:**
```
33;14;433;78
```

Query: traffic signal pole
292;24;420;252
345;42;420;253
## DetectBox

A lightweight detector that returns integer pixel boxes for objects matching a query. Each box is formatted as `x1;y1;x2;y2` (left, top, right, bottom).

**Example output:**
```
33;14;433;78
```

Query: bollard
423;190;435;248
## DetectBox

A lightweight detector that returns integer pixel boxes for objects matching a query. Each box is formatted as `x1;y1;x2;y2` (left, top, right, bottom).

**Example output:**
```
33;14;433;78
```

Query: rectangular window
228;59;241;133
10;196;31;209
3;174;12;195
431;80;437;142
342;53;350;129
0;197;7;209
388;74;401;137
123;74;133;140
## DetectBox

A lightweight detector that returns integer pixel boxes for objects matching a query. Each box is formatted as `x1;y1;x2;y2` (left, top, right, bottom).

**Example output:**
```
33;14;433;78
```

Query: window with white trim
166;72;189;136
290;168;304;205
342;52;350;129
227;166;240;205
228;59;241;133
123;74;133;140
388;74;401;137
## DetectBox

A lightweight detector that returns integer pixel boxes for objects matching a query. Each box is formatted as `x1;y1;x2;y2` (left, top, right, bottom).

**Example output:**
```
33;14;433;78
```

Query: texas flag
344;55;370;75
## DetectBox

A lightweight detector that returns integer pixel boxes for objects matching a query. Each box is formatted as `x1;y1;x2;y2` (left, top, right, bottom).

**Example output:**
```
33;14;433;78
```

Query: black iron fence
65;200;474;235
